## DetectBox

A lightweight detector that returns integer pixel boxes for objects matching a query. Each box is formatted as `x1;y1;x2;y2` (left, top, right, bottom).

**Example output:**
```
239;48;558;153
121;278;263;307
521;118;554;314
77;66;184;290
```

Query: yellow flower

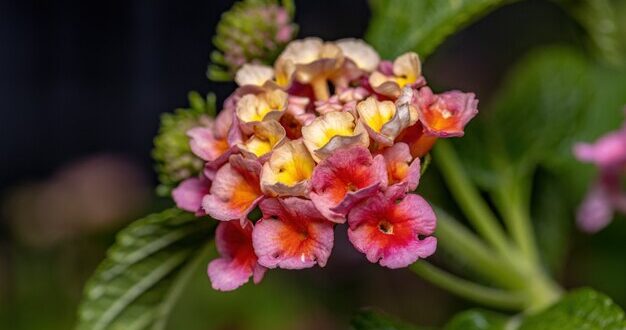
301;111;369;162
357;88;419;146
274;38;344;100
260;139;316;196
237;120;286;159
335;38;380;72
236;89;288;127
234;64;274;87
369;52;422;98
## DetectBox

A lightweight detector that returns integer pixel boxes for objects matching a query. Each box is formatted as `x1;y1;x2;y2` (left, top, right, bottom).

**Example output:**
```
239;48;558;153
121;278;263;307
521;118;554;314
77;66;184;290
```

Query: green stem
435;207;526;289
492;174;539;265
433;141;512;257
411;261;527;310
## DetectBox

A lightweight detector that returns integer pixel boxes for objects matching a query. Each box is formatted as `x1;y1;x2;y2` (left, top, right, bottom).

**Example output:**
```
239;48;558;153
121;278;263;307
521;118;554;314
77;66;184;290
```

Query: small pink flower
574;124;626;233
415;87;478;138
347;185;437;268
171;176;210;214
252;197;334;269
382;142;421;191
208;220;266;291
202;155;264;223
309;146;388;223
574;126;626;171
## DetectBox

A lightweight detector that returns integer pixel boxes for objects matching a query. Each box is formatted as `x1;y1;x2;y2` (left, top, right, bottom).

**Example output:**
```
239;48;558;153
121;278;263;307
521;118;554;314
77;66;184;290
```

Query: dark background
4;1;620;329
0;0;579;190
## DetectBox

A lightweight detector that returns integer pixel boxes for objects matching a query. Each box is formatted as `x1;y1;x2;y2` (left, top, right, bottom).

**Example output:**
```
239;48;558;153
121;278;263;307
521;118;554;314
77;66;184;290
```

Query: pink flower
347;185;437;268
309;146;388;223
252;198;334;269
171;176;210;214
574;124;626;233
208;220;266;291
382;142;421;191
202;155;264;223
415;87;478;138
188;107;240;175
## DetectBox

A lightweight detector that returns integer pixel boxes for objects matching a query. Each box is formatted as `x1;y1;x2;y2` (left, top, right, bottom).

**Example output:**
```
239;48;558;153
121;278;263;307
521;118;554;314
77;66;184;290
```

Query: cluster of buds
208;0;297;81
174;37;479;291
574;110;626;233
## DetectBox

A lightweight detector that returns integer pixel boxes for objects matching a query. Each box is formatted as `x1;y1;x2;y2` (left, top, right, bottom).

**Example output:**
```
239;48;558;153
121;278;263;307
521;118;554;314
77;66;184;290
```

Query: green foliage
208;0;297;81
76;209;215;330
152;92;216;197
365;0;513;59
554;0;626;66
519;288;626;330
444;309;511;330
351;309;425;330
443;289;626;329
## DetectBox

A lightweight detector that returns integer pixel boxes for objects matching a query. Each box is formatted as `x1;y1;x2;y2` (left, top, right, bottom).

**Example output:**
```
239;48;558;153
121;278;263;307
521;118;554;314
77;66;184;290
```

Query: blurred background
1;0;624;329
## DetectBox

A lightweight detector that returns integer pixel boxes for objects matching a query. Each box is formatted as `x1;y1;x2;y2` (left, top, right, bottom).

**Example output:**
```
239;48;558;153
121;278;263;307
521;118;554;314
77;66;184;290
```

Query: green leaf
76;209;215;330
365;0;514;59
444;309;512;330
351;309;425;330
444;289;626;329
554;0;626;66
519;288;626;330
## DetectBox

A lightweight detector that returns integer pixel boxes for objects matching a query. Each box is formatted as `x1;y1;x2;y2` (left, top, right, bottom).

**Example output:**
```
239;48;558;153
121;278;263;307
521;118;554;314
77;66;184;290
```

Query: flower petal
574;127;626;170
235;89;288;128
202;155;264;222
347;187;437;268
261;139;316;196
172;176;210;214
382;142;421;191
237;120;286;160
309;146;388;223
416;87;479;138
336;38;380;72
235;63;274;87
208;220;265;291
302;111;369;162
252;198;334;269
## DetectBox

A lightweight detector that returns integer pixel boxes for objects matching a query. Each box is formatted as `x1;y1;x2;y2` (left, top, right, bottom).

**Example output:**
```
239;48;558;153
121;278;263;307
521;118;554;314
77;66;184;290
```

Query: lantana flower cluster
173;38;479;291
575;109;626;233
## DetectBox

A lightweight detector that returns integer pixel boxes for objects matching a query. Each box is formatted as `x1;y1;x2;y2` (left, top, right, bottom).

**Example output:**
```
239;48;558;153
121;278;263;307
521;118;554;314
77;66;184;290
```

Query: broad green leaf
519;288;626;329
365;0;514;59
76;209;214;330
444;309;512;330
554;0;626;66
351;309;425;330
444;289;626;329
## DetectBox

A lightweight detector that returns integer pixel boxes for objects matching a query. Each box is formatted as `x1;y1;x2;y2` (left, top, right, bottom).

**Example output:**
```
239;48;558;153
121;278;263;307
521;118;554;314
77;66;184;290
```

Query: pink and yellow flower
357;87;418;147
301;111;369;162
309;146;387;223
347;185;437;268
415;87;479;138
252;197;334;269
369;52;424;98
170;37;482;291
202;155;264;222
260;139;316;197
208;220;266;291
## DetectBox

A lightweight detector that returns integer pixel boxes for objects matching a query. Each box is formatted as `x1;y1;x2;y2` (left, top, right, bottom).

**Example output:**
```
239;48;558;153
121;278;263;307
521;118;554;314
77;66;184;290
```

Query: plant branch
433;141;512;257
435;207;526;289
410;261;527;310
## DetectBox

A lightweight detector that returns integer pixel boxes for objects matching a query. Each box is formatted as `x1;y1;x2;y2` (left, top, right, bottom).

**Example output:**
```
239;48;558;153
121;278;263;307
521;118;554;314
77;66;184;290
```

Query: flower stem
435;207;526;289
492;175;539;265
410;261;527;310
311;77;330;101
433;141;512;257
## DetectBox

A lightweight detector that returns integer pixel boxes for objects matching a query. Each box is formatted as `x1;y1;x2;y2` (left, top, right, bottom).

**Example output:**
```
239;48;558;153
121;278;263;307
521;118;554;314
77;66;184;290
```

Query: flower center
378;220;393;234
